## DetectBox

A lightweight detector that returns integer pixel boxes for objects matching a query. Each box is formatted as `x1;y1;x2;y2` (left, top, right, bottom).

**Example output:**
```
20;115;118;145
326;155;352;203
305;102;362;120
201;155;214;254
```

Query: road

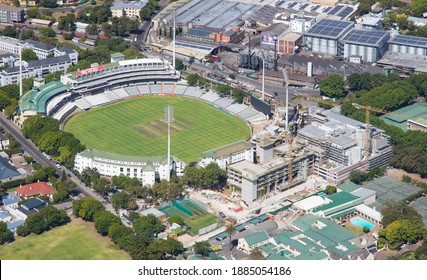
0;113;114;213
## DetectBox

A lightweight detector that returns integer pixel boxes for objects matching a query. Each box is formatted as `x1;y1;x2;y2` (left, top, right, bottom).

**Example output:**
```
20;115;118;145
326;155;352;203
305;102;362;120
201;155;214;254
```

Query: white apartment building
74;149;185;186
110;1;148;19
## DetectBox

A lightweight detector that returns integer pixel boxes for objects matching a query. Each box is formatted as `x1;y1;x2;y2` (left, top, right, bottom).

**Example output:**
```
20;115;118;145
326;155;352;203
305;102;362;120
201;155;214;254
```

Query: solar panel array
337;6;354;18
342;29;388;46
390;34;427;48
175;41;214;52
328;4;344;15
324;7;332;13
185;28;213;39
306;19;353;38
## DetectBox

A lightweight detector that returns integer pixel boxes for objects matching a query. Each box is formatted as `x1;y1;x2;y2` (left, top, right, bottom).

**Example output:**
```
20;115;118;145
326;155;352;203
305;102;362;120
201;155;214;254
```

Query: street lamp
19;28;25;98
273;34;278;71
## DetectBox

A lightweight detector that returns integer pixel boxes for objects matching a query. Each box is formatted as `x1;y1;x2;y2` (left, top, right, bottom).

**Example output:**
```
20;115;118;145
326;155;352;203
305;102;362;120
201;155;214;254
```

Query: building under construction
227;139;315;206
298;107;393;184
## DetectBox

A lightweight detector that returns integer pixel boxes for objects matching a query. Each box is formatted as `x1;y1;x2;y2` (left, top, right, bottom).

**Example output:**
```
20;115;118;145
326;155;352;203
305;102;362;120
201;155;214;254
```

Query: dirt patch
386;168;427;184
132;116;192;138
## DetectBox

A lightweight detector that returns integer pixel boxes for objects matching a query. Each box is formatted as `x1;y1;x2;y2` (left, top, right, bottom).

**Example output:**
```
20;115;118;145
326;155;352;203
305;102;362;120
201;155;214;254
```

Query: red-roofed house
15;182;56;199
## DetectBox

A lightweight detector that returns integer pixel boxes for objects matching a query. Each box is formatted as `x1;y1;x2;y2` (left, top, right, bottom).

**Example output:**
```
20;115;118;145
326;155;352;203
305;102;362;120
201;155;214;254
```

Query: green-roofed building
337;181;360;193
200;140;253;170
380;103;427;132
237;231;270;254
74;148;185;186
312;191;364;217
19;81;71;118
110;52;125;63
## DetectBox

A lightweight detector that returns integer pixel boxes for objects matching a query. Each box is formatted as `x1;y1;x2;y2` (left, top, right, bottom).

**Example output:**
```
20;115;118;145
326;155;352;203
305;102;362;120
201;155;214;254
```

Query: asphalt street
0;113;115;213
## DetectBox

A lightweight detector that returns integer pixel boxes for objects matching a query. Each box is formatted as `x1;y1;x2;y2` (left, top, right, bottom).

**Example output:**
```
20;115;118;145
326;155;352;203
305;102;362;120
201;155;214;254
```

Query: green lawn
0;219;130;260
65;96;250;163
344;223;364;235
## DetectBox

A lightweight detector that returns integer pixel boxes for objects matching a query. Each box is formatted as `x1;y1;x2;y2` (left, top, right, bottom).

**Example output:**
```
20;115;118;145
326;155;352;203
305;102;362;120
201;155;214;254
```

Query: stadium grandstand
60;58;178;94
18;81;71;119
18;57;267;128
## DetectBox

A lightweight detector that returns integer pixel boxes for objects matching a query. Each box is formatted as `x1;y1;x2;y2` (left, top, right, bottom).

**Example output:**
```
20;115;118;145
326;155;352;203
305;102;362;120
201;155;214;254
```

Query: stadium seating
53;102;78;122
150;84;162;94
46;92;72;115
137;84;151;95
214;97;234;109
200;91;220;103
226;104;247;115
124;86;140;96
112;88;130;99
184;87;203;98
162;84;175;94
174;85;188;95
238;107;259;120
74;98;92;110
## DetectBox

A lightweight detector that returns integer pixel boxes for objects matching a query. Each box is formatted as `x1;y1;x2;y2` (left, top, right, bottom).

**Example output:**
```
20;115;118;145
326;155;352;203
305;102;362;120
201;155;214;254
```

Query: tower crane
352;103;389;159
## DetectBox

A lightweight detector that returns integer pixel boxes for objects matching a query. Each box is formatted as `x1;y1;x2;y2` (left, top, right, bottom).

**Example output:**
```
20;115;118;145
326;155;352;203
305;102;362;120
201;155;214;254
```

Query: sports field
159;199;219;235
65;96;250;163
0;219;130;260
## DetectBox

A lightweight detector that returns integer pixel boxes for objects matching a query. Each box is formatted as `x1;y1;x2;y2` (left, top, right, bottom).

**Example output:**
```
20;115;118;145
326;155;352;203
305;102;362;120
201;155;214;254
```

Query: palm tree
225;223;236;251
250;247;265;260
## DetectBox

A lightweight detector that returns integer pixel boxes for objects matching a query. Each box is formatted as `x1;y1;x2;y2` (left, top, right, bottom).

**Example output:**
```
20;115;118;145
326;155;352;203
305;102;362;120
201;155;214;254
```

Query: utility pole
273;35;278;71
261;49;266;101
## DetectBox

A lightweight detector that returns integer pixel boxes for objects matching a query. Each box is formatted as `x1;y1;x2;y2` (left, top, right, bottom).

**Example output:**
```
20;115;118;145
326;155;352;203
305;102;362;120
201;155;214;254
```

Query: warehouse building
389;34;427;56
304;19;354;56
342;29;389;63
380;103;427;132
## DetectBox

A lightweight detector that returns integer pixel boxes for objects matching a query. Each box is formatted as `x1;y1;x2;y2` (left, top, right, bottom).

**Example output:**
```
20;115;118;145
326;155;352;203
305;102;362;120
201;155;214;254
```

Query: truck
212;55;221;62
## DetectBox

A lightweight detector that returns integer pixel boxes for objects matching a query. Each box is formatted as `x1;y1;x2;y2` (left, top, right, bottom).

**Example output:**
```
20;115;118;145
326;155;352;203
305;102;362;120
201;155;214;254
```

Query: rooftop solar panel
300;3;309;9
328;5;344;15
288;2;297;8
306;19;354;38
311;5;320;11
390;34;427;48
337;7;354;18
342;29;389;46
324;7;332;12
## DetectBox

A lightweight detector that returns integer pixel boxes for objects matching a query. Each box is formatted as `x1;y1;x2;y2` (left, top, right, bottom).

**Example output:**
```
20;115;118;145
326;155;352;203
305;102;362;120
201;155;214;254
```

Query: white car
56;163;61;169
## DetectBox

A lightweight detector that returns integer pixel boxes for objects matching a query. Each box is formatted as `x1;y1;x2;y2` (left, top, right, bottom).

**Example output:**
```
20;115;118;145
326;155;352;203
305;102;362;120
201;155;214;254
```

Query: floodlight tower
165;106;174;181
282;68;289;132
261;49;266;101
172;10;176;70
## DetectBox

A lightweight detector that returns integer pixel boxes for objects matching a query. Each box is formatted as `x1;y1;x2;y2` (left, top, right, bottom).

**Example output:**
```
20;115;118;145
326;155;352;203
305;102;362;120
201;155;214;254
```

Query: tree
250;247;265;260
108;223;133;246
168;216;185;226
53;187;68;202
175;59;184;70
325;185;337;195
86;24;98;35
349;170;366;185
22;49;38;62
139;7;153;21
26;7;40;19
0;221;13;244
381;201;423;227
318;74;345;99
146;238;184;259
12;0;20;7
194;241;211;257
202;163;227;190
225;223;236;251
92;177;112;197
94;211;121;236
380;219;425;249
121;234;151;260
132;214;164;238
411;0;427;17
39;28;56;38
25;213;47;234
40;0;58;8
186;73;205;87
123;48;145;60
111;192;132;210
39;205;69;228
77;197;105;221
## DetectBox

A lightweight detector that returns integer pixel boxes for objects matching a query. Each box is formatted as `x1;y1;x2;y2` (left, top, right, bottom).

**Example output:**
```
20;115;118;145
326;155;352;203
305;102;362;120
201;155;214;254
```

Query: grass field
65;96;250;163
0;219;130;260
